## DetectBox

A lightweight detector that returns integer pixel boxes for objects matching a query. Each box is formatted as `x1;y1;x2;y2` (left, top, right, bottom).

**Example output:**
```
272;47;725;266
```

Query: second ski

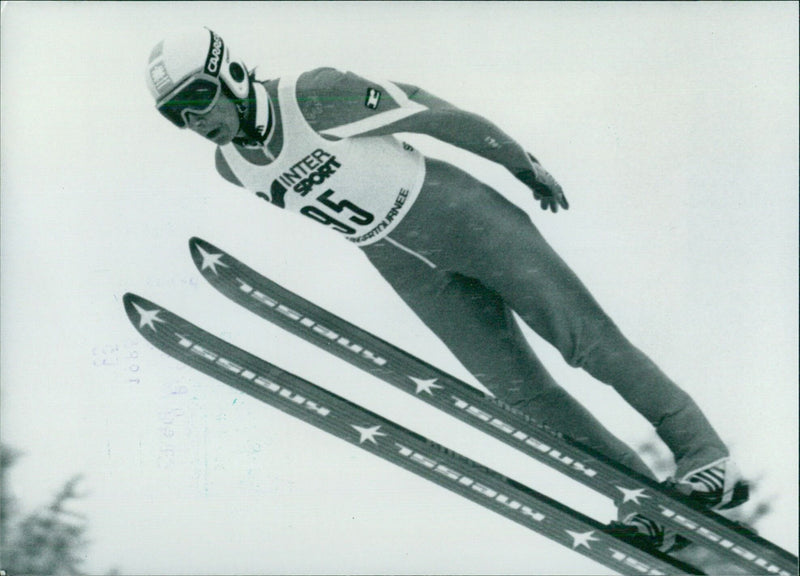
124;292;702;575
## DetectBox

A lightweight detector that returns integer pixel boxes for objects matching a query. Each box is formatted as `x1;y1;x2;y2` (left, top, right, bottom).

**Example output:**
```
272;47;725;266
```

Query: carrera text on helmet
204;31;224;76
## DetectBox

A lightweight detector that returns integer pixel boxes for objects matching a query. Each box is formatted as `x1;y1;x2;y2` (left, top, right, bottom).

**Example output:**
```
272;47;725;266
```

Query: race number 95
300;189;374;234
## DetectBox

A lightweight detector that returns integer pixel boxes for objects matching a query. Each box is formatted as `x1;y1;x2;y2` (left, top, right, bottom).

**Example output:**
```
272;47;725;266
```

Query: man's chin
206;129;232;146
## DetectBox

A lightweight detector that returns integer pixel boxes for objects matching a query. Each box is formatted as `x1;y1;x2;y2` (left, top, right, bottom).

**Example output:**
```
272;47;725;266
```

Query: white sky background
1;2;797;574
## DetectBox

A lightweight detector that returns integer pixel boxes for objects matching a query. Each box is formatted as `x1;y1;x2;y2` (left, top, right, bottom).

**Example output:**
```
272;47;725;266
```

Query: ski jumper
216;68;729;482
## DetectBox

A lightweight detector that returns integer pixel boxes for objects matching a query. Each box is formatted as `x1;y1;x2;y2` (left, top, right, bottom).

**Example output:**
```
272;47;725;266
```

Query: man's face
183;92;241;146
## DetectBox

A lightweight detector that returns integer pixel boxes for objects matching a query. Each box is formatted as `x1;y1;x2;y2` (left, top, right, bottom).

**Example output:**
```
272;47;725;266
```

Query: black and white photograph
1;2;797;574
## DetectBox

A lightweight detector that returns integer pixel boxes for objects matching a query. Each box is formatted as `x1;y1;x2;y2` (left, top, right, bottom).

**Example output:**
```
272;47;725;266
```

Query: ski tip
188;237;218;255
123;293;171;335
123;292;142;312
189;237;206;264
123;292;150;317
189;237;232;277
189;236;214;265
123;292;143;324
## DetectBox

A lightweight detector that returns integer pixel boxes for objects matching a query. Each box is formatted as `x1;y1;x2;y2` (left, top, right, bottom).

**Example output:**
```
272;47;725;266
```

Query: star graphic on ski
566;529;600;550
196;245;228;275
408;377;444;396
616;486;650;505
131;302;166;332
352;424;387;445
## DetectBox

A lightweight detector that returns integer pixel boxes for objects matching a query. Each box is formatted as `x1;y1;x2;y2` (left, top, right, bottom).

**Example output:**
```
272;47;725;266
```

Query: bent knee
562;316;630;370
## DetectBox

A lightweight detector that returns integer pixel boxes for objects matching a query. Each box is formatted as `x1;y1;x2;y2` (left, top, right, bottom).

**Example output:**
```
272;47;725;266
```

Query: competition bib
220;76;426;245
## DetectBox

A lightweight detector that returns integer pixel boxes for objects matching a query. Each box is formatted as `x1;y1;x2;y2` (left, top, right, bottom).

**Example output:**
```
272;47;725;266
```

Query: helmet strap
233;81;274;148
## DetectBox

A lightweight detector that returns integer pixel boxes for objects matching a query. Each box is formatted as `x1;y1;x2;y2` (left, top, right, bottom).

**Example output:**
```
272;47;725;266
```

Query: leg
468;210;727;476
386;158;729;478
361;239;657;479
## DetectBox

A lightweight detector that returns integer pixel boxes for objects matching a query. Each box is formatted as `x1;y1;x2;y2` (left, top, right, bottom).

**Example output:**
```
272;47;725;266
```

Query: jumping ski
124;292;703;576
187;237;797;576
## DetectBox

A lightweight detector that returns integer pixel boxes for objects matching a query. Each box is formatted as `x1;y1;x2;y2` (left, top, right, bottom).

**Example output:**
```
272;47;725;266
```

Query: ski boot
670;456;750;510
610;457;750;553
608;513;692;554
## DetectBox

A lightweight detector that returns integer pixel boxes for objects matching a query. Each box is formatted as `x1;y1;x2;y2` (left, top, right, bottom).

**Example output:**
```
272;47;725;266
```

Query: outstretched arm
365;82;568;212
300;68;568;212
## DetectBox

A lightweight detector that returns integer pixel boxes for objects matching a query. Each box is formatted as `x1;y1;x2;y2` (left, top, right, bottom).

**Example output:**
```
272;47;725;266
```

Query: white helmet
145;27;250;127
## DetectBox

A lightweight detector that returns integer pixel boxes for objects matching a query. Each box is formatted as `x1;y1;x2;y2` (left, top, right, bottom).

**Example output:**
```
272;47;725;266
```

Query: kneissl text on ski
187;237;797;576
123;292;703;576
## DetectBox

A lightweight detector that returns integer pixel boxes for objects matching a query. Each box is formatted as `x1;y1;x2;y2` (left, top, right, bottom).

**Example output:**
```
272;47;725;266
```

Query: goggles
157;73;222;128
